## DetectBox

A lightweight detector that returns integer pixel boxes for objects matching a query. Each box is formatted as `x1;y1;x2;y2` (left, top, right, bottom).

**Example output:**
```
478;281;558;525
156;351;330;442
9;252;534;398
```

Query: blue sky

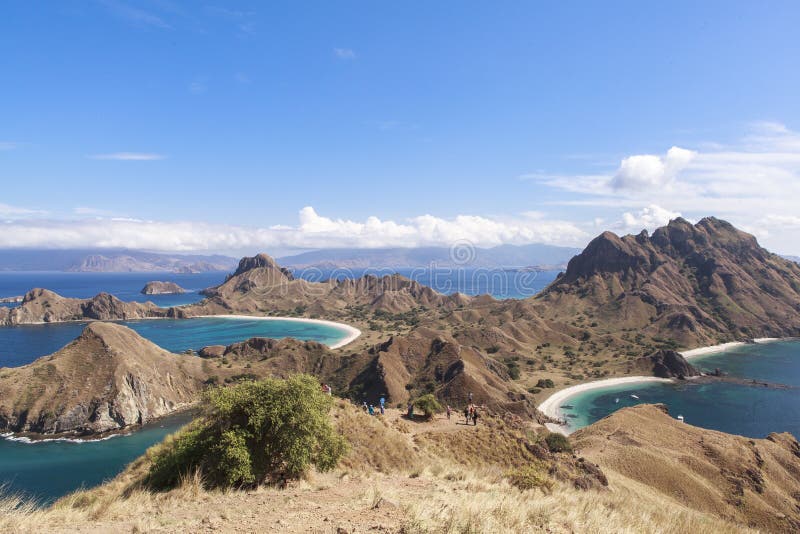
2;1;800;254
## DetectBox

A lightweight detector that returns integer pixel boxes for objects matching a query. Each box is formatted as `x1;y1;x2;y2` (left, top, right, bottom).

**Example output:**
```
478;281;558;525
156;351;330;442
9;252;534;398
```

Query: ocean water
560;341;800;439
296;268;561;300
0;271;226;308
0;317;352;368
0;412;193;504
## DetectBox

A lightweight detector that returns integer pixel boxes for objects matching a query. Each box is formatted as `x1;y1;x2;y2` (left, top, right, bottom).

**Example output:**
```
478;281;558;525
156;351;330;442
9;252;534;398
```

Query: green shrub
536;378;555;388
146;374;348;490
544;432;572;453
414;394;442;420
507;362;521;380
506;464;553;493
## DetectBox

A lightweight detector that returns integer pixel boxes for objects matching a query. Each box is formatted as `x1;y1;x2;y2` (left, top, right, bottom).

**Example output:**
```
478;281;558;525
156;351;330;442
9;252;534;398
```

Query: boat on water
630;394;639;400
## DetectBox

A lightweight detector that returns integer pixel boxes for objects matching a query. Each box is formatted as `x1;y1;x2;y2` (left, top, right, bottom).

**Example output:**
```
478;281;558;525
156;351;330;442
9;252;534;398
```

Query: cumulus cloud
617;205;682;234
611;146;696;191
0;207;588;252
88;152;165;161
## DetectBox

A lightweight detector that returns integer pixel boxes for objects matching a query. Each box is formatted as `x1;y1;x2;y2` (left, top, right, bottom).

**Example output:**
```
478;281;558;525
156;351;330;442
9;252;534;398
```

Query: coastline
680;337;783;359
538;376;672;435
539;337;790;435
196;314;362;349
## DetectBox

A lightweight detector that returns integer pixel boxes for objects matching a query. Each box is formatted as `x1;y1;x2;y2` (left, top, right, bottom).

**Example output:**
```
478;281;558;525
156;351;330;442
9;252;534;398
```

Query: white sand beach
198;315;362;349
540;337;789;435
680;337;783;359
538;376;672;435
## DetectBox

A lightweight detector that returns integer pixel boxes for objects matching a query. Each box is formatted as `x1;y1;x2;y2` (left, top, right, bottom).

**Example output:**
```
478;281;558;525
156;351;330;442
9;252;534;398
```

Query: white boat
614;398;619;403
630;394;639;400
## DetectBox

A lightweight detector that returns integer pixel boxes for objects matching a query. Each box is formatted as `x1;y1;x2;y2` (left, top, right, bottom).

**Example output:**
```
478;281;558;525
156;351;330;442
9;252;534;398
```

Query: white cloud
0;203;46;218
0;141;19;151
333;48;356;60
88;152;165;161
617;205;682;234
99;0;171;29
529;121;800;253
611;146;696;191
0;207;588;252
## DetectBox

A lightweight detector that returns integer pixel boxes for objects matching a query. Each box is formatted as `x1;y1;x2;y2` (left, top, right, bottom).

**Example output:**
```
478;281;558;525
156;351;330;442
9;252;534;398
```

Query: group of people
441;392;480;425
362;395;386;416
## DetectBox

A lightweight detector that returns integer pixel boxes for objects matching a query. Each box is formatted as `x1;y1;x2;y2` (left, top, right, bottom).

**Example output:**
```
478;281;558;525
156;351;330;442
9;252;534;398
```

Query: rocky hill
0;289;169;326
141;281;186;295
573;403;800;532
0;322;206;435
192;253;472;315
538;217;800;347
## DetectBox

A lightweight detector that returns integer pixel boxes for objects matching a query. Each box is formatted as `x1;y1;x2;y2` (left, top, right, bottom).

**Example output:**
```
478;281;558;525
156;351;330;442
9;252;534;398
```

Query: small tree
544;432;572;453
146;374;348;490
414;394;442;420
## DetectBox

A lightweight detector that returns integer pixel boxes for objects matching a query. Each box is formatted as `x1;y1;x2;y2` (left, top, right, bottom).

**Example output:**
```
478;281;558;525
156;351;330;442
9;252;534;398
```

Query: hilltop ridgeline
573;403;800;532
0;322;206;435
539;217;800;347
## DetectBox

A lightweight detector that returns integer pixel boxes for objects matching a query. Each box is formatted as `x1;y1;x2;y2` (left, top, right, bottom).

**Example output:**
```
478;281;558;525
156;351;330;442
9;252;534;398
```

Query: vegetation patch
146;374;347;490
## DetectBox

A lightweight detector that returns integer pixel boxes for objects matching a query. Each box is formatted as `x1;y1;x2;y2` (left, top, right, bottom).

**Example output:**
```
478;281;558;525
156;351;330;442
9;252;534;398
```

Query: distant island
0;249;238;273
141;281;186;295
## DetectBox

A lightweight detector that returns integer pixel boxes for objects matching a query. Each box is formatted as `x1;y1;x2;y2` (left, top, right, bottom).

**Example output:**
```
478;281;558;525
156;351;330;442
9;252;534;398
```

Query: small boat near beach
630;394;639;400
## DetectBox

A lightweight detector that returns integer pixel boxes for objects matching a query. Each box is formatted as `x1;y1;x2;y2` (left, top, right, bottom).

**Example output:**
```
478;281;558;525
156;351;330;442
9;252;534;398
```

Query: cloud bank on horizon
2;122;799;255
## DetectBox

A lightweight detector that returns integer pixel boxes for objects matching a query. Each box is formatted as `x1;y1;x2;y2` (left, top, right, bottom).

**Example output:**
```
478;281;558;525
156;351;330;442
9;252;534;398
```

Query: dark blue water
0;317;350;368
562;341;800;439
0;271;225;308
0;412;193;504
295;268;560;300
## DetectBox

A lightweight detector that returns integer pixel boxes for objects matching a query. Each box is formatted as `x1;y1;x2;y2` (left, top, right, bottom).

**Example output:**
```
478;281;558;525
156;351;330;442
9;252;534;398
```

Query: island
140;281;186;295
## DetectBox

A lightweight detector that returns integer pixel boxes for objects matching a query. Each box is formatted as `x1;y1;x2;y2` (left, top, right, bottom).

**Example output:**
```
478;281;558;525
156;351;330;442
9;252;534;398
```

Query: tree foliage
414;393;442;420
146;374;348;490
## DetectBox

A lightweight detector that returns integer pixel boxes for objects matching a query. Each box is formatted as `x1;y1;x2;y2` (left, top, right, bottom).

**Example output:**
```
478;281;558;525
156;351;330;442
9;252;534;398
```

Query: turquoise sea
559;340;800;439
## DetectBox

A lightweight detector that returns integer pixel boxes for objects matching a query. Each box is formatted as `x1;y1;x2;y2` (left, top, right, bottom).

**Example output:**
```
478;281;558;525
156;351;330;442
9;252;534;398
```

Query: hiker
472;407;479;426
379;403;385;415
446;405;451;420
407;402;414;418
464;405;470;425
468;392;473;403
362;401;368;413
379;395;385;409
368;404;375;416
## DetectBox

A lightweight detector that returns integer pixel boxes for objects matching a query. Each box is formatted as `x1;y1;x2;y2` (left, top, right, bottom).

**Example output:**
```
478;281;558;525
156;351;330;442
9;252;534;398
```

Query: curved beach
539;338;787;435
197;314;362;349
538;376;672;435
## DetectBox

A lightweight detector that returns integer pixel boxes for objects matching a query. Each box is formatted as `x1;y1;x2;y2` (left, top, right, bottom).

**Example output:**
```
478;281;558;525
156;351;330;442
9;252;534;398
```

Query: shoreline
538;377;673;435
196;314;362;349
680;337;783;359
539;337;791;436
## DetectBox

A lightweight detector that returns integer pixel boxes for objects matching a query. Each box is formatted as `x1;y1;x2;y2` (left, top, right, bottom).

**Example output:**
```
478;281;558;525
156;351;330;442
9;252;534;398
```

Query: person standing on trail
464;406;470;425
407;402;414;418
379;395;385;411
368;404;375;416
468;392;473;403
472;407;479;426
446;405;451;420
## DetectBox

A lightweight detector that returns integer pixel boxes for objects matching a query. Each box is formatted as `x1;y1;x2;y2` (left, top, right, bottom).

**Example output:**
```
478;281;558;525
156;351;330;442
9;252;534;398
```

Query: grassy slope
0;404;758;533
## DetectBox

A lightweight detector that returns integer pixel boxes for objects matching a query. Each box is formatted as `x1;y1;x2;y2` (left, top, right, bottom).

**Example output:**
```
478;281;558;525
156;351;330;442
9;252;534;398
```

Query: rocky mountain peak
232;253;294;280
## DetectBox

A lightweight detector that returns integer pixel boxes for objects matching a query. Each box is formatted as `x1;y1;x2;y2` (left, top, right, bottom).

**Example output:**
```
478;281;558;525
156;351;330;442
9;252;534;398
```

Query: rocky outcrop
192;253;474;315
540;217;800;347
0;289;168;326
573;404;800;532
647;349;700;379
0;322;206;436
141;281;186;295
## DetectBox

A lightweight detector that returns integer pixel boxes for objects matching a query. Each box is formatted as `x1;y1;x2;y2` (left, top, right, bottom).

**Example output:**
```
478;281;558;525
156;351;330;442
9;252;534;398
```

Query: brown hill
539;217;800;347
0;289;168;326
0;322;206;435
572;404;800;532
191;253;472;316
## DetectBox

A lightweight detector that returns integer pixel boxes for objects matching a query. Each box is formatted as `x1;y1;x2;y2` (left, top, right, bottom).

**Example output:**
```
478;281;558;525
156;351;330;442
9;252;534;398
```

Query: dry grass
0;407;766;533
